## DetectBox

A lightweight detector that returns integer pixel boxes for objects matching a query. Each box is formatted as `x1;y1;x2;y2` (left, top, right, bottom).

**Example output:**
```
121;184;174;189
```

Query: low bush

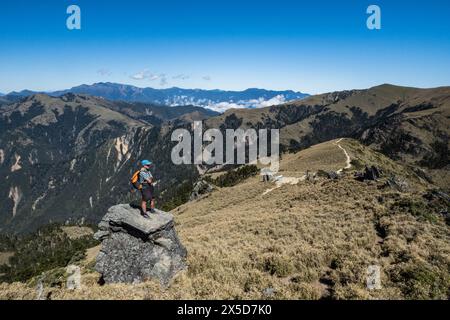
389;262;450;300
0;224;98;283
209;165;259;188
390;198;439;224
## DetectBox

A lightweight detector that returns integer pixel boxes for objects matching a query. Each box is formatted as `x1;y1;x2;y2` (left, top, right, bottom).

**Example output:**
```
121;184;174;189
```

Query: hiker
138;160;155;217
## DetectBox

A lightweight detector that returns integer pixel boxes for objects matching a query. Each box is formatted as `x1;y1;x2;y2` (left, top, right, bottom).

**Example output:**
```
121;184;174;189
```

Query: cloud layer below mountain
205;94;288;112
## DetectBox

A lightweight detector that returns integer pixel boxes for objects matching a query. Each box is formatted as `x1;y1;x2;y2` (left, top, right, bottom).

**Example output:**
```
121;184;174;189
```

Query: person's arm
145;172;153;185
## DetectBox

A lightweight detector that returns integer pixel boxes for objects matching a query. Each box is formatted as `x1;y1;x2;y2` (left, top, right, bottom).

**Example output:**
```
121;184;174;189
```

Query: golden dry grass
61;226;94;240
280;138;348;173
1;139;449;300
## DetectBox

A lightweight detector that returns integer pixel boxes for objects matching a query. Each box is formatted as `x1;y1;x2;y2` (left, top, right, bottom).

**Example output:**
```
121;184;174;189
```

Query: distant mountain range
5;82;309;112
1;84;448;233
0;93;211;232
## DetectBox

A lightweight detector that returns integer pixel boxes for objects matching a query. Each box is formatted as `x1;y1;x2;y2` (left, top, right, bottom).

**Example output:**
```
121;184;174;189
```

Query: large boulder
94;204;187;286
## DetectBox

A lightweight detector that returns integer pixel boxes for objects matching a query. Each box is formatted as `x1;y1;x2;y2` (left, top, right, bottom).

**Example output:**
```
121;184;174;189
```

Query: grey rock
36;278;45;300
326;171;339;180
305;170;317;182
261;168;275;182
94;204;187;286
155;237;174;250
190;180;214;201
426;189;450;202
412;167;433;183
66;265;81;290
385;175;410;192
355;165;383;181
262;287;276;297
93;230;109;241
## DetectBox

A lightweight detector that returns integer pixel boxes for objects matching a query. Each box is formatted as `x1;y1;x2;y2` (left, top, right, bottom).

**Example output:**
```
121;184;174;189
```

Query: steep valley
0;84;448;236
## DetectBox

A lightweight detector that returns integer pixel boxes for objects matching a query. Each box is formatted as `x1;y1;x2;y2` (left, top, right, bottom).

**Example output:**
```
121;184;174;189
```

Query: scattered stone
326;171;339;180
305;170;317;182
423;189;450;203
36;278;45;300
66;265;81;290
261;168;275;182
412;167;433;183
94;204;187;286
262;287;276;298
190;180;214;201
385;175;410;192
355;166;383;181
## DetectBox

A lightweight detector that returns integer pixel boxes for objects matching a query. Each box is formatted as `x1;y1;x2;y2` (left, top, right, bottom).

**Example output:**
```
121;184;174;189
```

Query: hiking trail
262;138;352;195
262;176;306;195
334;138;352;174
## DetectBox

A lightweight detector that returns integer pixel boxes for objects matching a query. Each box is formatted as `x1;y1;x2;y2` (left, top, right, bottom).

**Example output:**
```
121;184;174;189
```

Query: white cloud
130;70;149;80
205;95;287;112
249;95;287;108
202;75;211;81
206;101;242;112
130;70;168;86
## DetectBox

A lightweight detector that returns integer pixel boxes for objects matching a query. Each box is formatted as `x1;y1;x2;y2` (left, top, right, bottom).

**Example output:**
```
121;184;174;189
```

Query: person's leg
140;188;148;214
149;185;155;213
150;198;155;212
141;198;147;214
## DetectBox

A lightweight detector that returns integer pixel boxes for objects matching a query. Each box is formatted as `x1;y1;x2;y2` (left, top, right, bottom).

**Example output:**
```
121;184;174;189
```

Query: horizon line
3;81;310;96
4;81;450;97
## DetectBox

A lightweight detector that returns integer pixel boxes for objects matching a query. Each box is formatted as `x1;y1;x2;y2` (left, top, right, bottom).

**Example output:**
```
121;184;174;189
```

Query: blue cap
141;160;152;166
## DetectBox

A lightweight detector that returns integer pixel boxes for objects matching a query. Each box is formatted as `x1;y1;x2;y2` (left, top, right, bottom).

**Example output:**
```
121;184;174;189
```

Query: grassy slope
205;85;450;167
1;139;449;299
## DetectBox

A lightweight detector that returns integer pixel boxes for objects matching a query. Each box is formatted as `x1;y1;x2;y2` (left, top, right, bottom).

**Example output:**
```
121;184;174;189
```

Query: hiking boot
141;212;150;219
149;208;156;214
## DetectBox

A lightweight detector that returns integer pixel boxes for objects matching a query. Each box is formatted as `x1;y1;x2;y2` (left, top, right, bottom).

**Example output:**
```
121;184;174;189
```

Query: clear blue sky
0;0;449;94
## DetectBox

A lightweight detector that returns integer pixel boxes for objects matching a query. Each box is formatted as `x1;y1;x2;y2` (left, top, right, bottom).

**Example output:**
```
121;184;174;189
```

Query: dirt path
334;138;351;174
262;139;352;195
262;176;306;195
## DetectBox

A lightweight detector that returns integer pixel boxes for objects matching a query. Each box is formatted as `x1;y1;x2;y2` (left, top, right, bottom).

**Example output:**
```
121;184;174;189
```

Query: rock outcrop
355;166;383;181
189;180;214;201
94;204;187;286
384;175;410;192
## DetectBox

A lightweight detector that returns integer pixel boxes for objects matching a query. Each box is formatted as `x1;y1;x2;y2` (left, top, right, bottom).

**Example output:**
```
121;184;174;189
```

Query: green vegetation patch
207;165;259;188
160;180;195;211
388;262;450;300
0;224;98;283
390;198;440;224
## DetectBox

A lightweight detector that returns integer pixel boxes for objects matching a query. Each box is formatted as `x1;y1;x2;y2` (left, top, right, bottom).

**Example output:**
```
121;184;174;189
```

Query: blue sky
0;0;449;94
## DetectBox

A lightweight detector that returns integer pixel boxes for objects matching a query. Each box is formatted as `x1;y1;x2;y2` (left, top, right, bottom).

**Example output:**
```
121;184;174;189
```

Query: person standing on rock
139;160;155;217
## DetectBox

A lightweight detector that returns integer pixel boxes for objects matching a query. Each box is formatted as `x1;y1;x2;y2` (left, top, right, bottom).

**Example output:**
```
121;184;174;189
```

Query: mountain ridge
0;84;448;234
0;93;204;233
206;84;449;172
4;82;309;112
1;138;448;299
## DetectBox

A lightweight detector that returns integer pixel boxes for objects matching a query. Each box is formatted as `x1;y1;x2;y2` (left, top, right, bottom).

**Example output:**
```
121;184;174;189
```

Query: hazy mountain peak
4;83;309;112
